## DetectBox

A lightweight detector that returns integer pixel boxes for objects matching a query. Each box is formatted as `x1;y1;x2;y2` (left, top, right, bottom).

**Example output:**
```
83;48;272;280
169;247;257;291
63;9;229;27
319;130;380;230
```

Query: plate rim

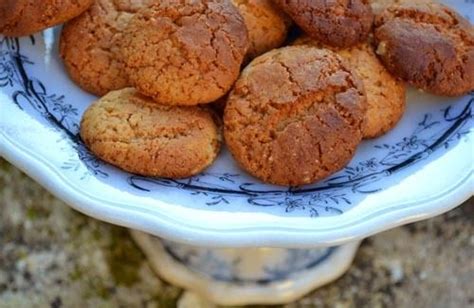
1;19;473;247
1;128;472;248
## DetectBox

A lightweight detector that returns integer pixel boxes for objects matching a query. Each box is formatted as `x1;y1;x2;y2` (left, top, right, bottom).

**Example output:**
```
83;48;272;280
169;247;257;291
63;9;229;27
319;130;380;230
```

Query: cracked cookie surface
80;88;221;178
369;0;435;15
60;0;154;96
0;0;94;36
274;0;373;48
120;0;249;105
224;46;367;186
374;2;474;96
294;36;406;138
231;0;291;61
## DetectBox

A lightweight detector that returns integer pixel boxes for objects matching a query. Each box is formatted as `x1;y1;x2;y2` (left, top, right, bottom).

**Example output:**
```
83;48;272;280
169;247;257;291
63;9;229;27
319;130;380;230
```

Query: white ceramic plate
0;0;472;248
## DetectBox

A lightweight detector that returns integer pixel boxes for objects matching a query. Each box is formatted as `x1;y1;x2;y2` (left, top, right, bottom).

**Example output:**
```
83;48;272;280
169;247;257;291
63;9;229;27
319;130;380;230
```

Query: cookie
370;0;396;14
60;0;154;96
294;36;406;138
80;88;221;178
120;0;249;106
0;0;93;37
274;0;373;48
231;0;291;61
224;46;367;186
374;2;474;96
369;0;434;15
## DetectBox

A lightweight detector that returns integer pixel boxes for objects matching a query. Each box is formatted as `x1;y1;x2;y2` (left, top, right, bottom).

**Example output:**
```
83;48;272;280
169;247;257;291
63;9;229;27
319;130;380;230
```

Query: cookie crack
377;5;463;32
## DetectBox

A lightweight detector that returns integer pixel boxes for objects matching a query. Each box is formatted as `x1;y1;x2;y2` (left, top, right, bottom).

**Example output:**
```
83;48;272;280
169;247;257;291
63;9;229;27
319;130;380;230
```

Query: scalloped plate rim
1;129;472;248
1;0;473;247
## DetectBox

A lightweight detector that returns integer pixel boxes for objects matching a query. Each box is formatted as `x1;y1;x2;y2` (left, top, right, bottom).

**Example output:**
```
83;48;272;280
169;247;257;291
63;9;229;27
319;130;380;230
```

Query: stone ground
0;158;473;308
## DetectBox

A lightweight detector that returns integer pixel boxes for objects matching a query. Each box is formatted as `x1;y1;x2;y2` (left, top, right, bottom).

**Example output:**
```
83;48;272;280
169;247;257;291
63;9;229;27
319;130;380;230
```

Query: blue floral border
162;241;337;284
1;35;472;217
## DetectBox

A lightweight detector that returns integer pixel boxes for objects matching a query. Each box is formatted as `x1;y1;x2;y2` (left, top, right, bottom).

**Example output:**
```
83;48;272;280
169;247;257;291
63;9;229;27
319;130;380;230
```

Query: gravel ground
0;158;473;308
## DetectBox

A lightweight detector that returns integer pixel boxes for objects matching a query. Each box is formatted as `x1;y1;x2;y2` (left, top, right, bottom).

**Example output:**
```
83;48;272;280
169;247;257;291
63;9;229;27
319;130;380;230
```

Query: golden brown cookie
80;88;221;178
374;2;474;96
60;0;154;96
294;36;406;138
230;0;291;61
0;0;94;37
120;0;249;106
370;0;397;14
274;0;373;48
369;0;435;15
224;46;367;186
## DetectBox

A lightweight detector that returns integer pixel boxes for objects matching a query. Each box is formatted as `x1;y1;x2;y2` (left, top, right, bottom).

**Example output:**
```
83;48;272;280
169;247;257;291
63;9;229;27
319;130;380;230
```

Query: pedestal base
131;230;360;306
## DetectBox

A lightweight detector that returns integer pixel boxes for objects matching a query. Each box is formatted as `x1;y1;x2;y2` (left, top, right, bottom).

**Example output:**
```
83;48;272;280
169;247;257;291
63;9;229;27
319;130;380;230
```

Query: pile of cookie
2;0;472;186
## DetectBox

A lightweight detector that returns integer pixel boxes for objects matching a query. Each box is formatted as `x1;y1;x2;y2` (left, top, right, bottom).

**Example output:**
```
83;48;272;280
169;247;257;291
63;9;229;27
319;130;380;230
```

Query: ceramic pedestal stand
131;230;361;306
1;7;472;304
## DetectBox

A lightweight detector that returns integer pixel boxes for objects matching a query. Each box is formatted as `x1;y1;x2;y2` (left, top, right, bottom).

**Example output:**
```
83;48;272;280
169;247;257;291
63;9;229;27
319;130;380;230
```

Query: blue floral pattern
162;240;337;284
127;99;472;216
0;37;107;179
1;34;472;217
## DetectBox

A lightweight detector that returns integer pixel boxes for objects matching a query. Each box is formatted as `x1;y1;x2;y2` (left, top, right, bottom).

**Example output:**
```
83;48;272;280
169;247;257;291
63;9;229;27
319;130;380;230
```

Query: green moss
0;158;12;188
82;277;112;300
95;282;112;300
69;266;83;281
151;288;181;308
26;206;49;220
245;306;284;308
0;158;9;172
105;227;144;287
16;249;28;260
92;228;102;241
154;295;180;308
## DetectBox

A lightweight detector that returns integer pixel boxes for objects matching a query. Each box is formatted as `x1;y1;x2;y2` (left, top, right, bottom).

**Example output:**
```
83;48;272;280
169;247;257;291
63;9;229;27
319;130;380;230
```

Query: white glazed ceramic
131;230;361;306
0;1;472;304
1;10;472;248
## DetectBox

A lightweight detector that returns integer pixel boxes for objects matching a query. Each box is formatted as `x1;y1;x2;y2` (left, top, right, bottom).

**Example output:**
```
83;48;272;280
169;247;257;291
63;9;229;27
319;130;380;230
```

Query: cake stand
0;1;472;304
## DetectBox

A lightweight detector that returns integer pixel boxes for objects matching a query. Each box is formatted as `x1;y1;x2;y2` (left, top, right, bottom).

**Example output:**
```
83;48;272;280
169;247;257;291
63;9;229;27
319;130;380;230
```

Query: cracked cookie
80;88;222;178
120;0;249;106
0;0;94;37
369;0;402;15
374;2;474;96
294;36;406;138
274;0;373;48
231;0;291;61
60;0;154;96
369;0;435;15
224;46;367;186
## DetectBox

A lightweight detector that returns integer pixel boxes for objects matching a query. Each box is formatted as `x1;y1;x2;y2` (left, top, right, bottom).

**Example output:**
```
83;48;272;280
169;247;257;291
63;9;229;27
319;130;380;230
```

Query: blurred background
0;158;473;308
